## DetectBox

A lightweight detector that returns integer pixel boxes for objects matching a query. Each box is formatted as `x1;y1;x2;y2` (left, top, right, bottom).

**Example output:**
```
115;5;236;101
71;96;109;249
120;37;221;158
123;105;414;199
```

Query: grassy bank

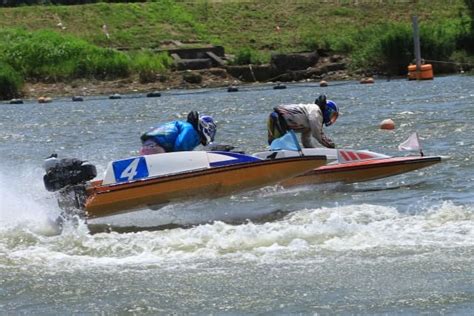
0;0;472;99
0;28;172;99
0;0;468;53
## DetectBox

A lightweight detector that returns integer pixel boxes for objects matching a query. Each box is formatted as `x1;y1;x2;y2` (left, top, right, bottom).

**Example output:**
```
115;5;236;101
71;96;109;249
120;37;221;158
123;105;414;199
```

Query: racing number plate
112;157;149;183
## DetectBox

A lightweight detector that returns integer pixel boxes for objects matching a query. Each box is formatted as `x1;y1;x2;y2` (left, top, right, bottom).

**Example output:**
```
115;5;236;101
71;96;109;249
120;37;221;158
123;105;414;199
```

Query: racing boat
43;151;326;219
253;131;444;186
253;148;443;187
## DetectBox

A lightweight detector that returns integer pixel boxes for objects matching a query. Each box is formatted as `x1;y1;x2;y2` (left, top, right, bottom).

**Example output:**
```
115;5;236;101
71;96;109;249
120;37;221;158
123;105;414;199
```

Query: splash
1;201;472;270
0;167;61;236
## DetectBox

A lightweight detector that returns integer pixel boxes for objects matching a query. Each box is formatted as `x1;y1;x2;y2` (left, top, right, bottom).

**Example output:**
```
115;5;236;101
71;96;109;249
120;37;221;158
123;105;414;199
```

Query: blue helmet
198;115;216;145
323;100;339;126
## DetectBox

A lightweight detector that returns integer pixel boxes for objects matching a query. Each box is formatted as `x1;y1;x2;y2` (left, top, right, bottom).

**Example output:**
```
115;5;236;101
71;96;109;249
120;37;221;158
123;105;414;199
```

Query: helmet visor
327;111;338;126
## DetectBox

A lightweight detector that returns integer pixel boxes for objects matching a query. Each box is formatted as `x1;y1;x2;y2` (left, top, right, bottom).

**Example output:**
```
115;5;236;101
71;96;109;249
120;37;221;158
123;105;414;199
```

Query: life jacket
141;121;201;152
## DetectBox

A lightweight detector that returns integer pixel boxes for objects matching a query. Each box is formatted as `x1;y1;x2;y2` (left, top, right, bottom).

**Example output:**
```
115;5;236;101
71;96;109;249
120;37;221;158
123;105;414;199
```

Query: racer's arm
307;108;335;148
301;131;315;148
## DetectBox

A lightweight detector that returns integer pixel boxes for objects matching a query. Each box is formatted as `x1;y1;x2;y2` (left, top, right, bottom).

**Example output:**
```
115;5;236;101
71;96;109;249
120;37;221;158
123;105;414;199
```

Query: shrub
0;62;23;100
350;20;465;75
0;28;131;81
349;23;412;74
131;51;173;83
232;47;267;65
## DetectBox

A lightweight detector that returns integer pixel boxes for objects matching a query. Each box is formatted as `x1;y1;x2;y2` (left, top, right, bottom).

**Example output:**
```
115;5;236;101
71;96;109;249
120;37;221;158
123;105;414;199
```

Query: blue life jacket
142;121;201;152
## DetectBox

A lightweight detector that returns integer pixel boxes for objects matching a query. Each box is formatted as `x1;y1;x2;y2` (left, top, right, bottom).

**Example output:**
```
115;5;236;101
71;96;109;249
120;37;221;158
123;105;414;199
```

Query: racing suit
140;121;201;153
267;103;335;148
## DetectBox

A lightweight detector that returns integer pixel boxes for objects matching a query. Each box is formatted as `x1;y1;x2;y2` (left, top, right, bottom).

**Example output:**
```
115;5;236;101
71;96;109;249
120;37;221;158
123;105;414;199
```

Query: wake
0;166;61;235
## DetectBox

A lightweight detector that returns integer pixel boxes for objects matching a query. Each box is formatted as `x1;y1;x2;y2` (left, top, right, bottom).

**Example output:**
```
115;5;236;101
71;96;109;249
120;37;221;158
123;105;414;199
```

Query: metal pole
412;16;421;72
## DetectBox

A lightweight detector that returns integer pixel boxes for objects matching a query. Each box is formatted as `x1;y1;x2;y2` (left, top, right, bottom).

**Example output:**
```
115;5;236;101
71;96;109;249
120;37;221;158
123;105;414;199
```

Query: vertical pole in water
412;16;422;75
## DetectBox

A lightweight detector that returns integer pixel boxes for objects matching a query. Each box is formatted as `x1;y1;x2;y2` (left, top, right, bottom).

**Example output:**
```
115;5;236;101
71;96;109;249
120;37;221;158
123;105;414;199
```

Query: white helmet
198;115;216;145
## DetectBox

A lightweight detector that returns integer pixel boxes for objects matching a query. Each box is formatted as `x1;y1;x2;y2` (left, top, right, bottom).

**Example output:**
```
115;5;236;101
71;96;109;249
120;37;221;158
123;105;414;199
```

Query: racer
139;111;216;155
267;94;339;148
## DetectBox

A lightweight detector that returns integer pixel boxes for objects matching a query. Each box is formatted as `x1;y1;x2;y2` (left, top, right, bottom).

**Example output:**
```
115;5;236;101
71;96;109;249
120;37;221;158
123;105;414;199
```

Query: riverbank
21;52;364;100
22;69;240;99
2;1;472;101
21;66;360;100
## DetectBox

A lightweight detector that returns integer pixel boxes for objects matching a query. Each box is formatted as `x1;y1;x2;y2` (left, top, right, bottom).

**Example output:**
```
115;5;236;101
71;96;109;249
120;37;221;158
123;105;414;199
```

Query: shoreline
17;68;369;101
20;69;242;100
14;64;466;102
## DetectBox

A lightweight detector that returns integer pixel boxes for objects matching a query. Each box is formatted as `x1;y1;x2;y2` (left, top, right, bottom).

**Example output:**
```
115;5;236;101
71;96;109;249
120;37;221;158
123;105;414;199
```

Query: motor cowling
43;158;97;192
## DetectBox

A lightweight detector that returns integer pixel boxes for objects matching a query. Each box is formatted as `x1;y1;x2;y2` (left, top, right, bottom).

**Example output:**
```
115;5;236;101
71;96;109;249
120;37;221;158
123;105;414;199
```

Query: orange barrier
360;77;374;84
38;96;52;103
408;64;434;80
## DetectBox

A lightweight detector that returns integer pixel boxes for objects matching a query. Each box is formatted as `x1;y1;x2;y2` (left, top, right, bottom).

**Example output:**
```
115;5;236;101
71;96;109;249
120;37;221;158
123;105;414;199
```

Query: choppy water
1;76;473;314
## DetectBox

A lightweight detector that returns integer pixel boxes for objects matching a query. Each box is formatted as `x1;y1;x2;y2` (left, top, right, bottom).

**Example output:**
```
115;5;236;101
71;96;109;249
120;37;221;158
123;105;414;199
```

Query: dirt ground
20;64;357;100
22;69;244;100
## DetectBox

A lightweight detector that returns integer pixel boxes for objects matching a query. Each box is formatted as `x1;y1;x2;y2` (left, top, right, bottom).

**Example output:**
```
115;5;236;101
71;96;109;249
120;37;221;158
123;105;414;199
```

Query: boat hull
85;156;326;218
281;156;442;187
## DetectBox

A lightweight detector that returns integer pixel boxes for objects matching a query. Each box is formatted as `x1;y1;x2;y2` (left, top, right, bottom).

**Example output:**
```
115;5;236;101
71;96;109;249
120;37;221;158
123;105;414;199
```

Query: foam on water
1;184;472;270
0;167;61;236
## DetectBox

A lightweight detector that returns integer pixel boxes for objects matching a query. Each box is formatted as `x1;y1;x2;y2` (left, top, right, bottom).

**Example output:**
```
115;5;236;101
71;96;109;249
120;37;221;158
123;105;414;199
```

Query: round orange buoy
319;80;328;87
380;118;395;130
360;77;374;84
408;64;434;80
38;96;52;103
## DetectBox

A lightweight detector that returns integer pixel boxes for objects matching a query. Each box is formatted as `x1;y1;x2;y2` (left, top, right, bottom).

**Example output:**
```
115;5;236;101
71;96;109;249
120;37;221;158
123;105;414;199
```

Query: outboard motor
43;155;97;192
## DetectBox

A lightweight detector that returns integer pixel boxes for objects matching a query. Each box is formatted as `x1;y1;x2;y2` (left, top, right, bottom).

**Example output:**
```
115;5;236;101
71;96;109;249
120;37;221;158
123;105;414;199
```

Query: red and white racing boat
253;148;443;187
253;131;444;186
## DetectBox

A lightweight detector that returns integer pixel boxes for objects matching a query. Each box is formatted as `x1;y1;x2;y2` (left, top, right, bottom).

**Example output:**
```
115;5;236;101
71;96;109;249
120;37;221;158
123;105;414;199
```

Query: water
1;76;473;314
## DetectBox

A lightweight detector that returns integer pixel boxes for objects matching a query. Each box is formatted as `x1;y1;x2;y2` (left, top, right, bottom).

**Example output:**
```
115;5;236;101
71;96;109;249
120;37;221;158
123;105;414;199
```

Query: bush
0;62;23;100
350;20;465;75
232;47;267;65
131;50;173;83
0;28;131;81
349;23;411;74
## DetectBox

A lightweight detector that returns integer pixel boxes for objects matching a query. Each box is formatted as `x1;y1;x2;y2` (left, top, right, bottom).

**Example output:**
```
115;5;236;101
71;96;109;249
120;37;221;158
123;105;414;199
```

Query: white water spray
0;166;61;235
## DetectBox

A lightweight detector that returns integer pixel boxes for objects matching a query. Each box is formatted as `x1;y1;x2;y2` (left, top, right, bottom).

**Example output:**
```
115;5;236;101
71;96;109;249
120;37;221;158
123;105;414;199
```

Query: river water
1;76;473;314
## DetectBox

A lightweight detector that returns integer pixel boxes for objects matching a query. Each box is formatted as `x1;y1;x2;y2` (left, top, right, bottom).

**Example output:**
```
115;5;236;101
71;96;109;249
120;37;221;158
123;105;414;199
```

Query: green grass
0;0;471;96
131;50;173;83
0;28;132;81
0;27;174;98
0;0;467;53
0;61;23;100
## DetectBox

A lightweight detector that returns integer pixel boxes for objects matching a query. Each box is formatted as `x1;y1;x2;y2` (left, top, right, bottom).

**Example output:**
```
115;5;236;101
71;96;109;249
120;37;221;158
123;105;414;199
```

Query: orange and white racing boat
43;151;326;219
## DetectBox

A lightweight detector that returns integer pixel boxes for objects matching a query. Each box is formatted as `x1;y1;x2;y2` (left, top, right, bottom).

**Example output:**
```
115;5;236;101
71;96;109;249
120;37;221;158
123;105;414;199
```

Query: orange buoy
360;77;374;84
408;64;434;80
319;80;328;87
380;119;395;130
38;96;52;103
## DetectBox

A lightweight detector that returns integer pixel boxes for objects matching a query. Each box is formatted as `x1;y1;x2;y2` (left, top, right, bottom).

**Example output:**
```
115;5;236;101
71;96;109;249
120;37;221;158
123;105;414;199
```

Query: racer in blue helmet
268;94;338;148
322;100;339;127
139;111;217;155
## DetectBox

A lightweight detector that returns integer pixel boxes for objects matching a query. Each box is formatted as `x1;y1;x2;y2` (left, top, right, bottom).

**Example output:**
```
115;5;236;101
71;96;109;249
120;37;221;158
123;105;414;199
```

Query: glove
322;135;335;148
205;143;236;152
